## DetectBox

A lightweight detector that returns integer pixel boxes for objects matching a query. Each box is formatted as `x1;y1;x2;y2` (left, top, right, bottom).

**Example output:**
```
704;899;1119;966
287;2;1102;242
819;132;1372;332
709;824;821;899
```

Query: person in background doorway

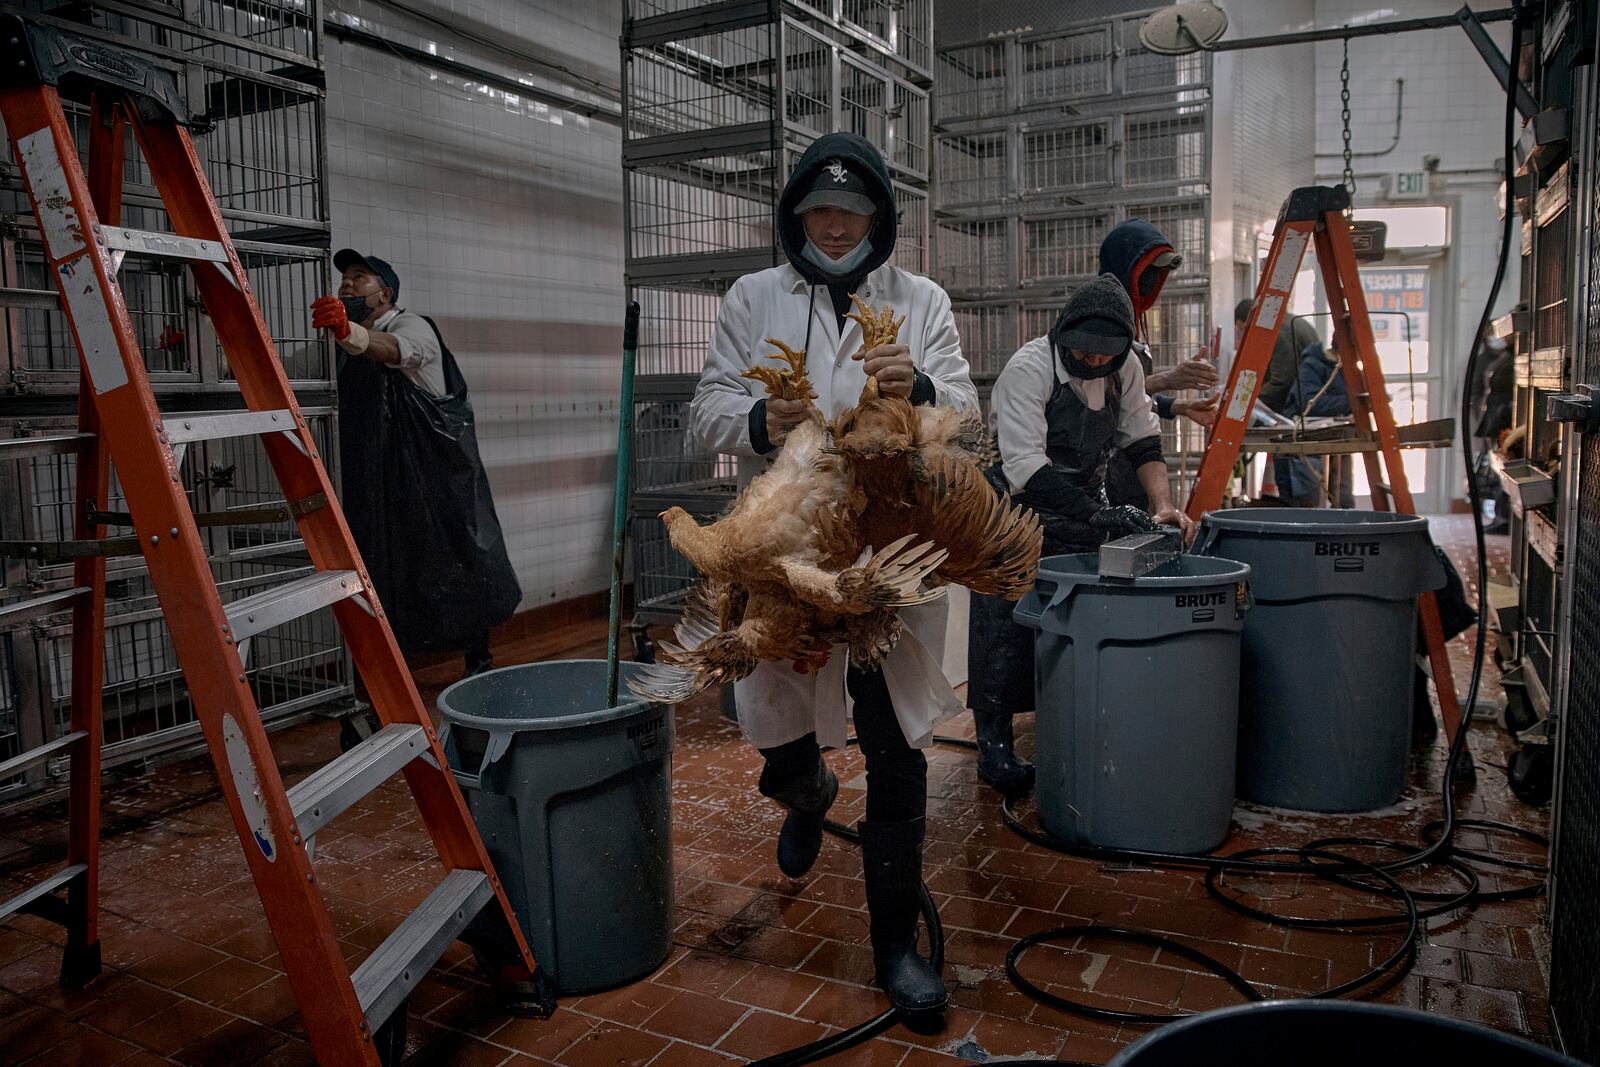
312;250;520;680
690;132;976;1017
1098;220;1219;510
966;274;1195;798
1234;298;1323;500
1272;340;1356;508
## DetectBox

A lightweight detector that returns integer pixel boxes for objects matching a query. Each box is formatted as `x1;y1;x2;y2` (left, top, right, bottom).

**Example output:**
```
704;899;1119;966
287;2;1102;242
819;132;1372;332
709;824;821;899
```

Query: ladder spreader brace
1185;184;1464;744
0;16;546;1063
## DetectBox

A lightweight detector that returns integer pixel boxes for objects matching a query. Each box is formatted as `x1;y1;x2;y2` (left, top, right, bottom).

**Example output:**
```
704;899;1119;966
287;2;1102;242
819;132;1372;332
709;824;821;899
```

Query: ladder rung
224;570;362;641
0;730;86;780
0;587;90;631
288;724;426;839
0;864;86;925
0;433;96;460
163;409;295;444
352;869;493;1031
99;225;229;265
0;285;61;311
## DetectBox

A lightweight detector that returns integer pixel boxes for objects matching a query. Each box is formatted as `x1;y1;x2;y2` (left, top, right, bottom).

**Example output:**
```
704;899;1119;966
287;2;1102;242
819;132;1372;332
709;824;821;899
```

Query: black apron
967;372;1120;717
337;316;521;654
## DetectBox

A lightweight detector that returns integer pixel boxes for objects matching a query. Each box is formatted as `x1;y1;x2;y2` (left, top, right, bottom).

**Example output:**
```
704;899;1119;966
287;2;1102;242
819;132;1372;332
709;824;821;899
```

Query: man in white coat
689;132;976;1016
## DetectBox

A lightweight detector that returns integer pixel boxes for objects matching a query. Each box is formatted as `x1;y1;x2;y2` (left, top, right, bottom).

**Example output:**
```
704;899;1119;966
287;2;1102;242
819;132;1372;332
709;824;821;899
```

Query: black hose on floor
748;12;1537;1062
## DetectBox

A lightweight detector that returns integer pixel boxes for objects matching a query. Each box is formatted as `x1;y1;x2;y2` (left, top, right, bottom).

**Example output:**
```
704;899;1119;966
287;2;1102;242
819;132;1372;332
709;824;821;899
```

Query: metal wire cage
1019;210;1114;287
633;397;739;495
2;557;349;800
1017;26;1114;109
631;283;727;377
933;216;1015;295
1;412;349;800
1;223;197;387
12;0;321;73
10;410;340;584
1021;120;1113;196
1123;104;1209;188
626;151;782;264
952;301;1021;377
197;69;327;234
935;40;1007;124
936;131;1008;209
224;242;335;383
893;182;929;274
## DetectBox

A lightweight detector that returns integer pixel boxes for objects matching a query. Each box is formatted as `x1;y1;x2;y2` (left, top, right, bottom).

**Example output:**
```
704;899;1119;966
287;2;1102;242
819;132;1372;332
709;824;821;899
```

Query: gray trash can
1109;1000;1581;1066
1014;553;1252;854
438;660;674;994
1193;509;1446;813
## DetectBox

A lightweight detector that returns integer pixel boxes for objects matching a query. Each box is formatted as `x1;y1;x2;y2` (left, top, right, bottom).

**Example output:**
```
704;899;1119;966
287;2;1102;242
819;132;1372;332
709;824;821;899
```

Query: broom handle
607;301;641;707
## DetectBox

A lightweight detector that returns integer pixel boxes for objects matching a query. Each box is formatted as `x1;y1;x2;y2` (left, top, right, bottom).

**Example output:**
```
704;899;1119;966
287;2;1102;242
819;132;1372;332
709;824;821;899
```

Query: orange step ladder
0;16;540;1063
1186;184;1464;743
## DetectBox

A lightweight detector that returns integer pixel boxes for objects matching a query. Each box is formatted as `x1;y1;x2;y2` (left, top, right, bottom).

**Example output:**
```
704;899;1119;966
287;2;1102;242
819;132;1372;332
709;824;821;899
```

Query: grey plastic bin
1109;1000;1581;1066
439;660;674;995
1014;553;1252;854
1194;509;1446;813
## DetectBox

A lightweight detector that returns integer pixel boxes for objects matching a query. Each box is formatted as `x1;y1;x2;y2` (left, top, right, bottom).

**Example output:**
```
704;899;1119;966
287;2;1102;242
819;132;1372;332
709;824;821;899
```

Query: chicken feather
629;301;1043;705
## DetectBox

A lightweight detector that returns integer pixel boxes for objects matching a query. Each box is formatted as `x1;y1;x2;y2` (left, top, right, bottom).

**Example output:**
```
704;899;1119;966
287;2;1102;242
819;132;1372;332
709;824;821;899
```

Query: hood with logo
1098;218;1176;319
778;132;898;286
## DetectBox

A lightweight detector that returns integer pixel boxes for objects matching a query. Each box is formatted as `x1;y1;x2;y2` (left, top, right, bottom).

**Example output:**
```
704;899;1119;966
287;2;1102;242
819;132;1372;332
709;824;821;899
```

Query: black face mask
341;294;376;324
1054;340;1129;381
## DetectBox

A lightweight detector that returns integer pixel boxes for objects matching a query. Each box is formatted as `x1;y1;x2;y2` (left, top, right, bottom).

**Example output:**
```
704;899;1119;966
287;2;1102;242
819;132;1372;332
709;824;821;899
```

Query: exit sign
1390;171;1428;199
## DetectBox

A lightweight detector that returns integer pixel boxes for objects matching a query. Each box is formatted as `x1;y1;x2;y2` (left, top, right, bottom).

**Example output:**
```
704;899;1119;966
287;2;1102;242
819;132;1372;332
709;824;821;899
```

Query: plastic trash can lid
1200;507;1430;537
438;659;661;732
1036;552;1251;589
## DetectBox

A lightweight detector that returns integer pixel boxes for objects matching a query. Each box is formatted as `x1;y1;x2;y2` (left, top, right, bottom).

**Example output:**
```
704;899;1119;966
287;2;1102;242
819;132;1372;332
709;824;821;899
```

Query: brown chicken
629;295;1041;704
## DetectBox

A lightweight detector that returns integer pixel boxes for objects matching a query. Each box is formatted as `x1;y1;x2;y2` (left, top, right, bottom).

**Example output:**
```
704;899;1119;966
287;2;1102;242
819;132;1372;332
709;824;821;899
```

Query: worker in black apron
967;274;1193;796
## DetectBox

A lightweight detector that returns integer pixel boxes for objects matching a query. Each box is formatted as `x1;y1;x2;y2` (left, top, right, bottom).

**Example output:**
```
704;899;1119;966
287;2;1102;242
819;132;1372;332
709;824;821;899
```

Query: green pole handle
607;301;641;708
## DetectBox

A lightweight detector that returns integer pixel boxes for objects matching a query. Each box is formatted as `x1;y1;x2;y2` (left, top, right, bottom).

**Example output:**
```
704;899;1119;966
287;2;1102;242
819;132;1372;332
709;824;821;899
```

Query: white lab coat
690;262;979;751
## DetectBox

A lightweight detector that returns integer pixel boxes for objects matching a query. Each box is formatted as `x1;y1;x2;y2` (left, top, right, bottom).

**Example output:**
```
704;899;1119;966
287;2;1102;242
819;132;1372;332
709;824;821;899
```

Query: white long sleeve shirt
687;261;978;751
990;336;1162;493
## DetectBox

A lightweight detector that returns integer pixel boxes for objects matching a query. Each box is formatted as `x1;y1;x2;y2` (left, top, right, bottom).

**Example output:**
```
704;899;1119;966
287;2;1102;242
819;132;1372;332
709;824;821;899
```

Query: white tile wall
325;0;625;608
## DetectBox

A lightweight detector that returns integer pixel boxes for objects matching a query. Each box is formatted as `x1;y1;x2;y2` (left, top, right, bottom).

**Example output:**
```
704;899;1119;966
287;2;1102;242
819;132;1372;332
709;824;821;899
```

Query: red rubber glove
310;295;351;340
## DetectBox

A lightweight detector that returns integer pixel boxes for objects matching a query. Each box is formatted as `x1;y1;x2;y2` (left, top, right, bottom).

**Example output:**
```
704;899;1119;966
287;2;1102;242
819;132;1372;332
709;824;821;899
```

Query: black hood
1098;218;1170;289
778;133;898;285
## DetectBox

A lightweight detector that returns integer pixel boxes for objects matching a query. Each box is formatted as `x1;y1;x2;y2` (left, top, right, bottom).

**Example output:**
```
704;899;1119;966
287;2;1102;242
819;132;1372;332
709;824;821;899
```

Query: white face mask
801;238;874;277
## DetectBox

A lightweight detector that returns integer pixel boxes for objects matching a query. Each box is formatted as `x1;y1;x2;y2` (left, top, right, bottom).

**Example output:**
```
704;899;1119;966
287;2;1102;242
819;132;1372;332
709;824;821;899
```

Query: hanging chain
1340;37;1355;218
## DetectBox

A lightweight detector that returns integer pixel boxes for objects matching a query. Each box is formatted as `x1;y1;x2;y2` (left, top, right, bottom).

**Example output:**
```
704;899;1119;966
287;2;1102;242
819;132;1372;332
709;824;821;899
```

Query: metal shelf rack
931;6;1214;499
0;0;341;807
620;0;932;641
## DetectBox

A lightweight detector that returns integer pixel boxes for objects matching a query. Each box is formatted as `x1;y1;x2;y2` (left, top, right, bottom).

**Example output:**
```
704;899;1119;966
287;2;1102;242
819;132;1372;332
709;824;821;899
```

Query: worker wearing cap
312;250;447;397
311;251;519;679
966;274;1194;798
691;132;975;1018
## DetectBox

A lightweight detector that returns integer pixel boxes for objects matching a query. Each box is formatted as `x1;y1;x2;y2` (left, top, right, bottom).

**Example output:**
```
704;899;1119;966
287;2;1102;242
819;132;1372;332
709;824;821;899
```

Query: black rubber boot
973;709;1035;798
759;758;838;878
859;817;947;1015
1411;666;1439;747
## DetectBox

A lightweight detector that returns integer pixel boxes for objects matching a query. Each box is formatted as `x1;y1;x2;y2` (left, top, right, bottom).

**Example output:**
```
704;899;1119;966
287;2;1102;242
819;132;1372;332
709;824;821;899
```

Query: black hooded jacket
748;133;932;452
777;132;898;294
1098;218;1173;318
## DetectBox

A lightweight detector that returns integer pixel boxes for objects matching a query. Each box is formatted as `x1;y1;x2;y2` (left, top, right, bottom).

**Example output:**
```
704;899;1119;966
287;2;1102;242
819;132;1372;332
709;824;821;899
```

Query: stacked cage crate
621;0;932;643
0;0;340;804
932;9;1213;497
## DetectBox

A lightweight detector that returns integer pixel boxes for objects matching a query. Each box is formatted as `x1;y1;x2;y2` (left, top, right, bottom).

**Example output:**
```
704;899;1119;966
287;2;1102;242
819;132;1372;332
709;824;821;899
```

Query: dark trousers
758;668;927;823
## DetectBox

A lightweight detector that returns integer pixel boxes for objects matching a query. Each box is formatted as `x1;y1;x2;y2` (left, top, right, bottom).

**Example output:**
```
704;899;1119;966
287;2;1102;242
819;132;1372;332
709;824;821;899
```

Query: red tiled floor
0;519;1557;1064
